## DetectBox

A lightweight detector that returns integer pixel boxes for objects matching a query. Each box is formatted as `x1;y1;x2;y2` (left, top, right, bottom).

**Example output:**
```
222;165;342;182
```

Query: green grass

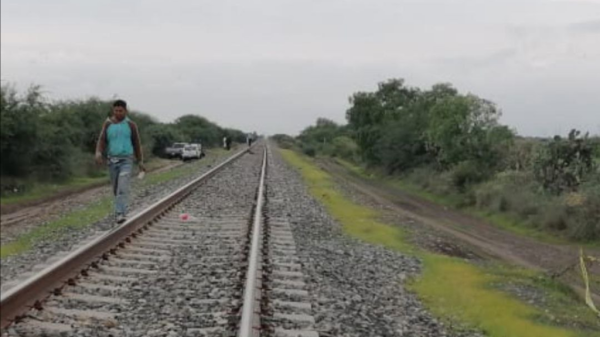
488;265;600;331
391;177;567;244
388;176;567;244
281;149;600;337
0;150;232;259
141;149;229;187
142;164;196;186
397;179;600;249
287;153;412;253
1;176;109;206
335;158;369;177
334;158;600;249
413;255;599;337
1;197;112;258
389;178;459;207
0;157;176;207
471;210;565;244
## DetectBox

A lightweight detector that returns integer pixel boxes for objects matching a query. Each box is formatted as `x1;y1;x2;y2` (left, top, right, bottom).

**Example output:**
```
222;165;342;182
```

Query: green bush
566;185;600;240
0;177;29;196
474;171;548;225
406;167;458;199
71;150;104;178
271;134;297;149
449;161;488;192
292;77;600;242
0;83;247;195
533;130;595;194
376;120;429;173
297;118;348;157
537;201;568;231
472;170;599;239
331;136;359;161
1;85;43;177
302;144;316;157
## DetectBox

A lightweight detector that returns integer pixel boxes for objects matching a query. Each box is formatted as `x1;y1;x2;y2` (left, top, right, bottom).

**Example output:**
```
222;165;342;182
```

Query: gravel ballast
267;146;482;337
5;148;264;337
3;145;485;336
100;149;264;337
0;151;237;289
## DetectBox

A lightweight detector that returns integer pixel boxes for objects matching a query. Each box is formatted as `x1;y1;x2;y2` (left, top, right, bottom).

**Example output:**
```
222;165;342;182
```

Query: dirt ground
318;159;600;301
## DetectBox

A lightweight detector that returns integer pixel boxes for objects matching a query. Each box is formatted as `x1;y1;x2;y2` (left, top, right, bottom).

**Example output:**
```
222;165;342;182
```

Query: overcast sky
2;0;599;136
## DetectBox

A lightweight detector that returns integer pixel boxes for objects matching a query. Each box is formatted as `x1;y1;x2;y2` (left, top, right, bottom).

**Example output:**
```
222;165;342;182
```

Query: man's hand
95;152;104;165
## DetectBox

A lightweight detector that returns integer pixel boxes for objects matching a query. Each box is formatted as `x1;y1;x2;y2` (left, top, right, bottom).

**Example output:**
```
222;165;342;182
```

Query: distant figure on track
95;100;145;224
223;136;227;149
226;137;232;150
246;134;253;147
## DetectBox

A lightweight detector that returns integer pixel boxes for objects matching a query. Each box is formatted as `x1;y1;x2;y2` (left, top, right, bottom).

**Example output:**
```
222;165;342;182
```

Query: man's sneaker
116;214;127;224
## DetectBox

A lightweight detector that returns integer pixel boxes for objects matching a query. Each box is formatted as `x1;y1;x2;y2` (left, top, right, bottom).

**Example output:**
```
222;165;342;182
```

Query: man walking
95;100;145;224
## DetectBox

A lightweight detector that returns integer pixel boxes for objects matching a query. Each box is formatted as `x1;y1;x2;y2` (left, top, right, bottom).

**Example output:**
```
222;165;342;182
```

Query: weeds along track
0;144;318;337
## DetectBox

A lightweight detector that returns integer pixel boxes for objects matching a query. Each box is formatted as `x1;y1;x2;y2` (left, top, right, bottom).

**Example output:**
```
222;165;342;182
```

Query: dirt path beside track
319;159;600;301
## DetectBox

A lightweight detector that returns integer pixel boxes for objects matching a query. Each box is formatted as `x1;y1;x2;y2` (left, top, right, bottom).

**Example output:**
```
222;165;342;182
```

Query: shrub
271;134;297;149
535;200;568;231
375;119;429;173
71;150;104;178
533;130;595;194
449;161;488;192
0;177;29;197
406;167;459;201
1;83;246;192
566;185;600;240
302;144;316;157
474;171;547;222
331;136;359;160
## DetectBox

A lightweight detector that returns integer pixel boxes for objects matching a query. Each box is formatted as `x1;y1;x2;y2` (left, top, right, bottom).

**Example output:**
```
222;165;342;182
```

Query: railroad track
1;144;318;337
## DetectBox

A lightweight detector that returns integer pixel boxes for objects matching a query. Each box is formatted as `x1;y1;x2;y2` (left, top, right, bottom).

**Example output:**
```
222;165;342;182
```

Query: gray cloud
569;18;600;32
1;0;599;136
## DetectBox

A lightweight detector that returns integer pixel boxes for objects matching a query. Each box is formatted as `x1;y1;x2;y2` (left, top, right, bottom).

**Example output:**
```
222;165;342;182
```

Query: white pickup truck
165;143;187;159
181;144;203;161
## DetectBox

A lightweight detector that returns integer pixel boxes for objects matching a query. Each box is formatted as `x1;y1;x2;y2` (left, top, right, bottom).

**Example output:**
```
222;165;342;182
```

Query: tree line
0;84;247;192
274;79;599;241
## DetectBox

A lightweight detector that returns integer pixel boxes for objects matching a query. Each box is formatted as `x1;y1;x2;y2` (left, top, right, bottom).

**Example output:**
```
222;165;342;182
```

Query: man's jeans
108;157;133;216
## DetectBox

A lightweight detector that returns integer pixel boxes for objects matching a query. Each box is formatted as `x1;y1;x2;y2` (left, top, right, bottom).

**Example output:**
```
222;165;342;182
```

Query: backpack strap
128;121;144;163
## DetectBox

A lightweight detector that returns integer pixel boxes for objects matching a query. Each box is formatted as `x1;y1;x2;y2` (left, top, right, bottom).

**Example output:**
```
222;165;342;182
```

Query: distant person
95;100;145;224
247;134;253;147
223;136;227;149
226;137;232;150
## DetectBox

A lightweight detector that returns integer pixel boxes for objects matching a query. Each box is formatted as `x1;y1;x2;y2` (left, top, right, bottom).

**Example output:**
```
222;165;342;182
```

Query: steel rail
238;145;267;337
0;145;253;328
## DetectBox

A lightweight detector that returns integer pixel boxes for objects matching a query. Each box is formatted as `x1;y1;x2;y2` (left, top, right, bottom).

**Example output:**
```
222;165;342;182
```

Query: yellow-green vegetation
281;149;600;337
0;197;112;258
414;255;599;337
335;158;369;177
488;265;600;332
285;152;412;253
